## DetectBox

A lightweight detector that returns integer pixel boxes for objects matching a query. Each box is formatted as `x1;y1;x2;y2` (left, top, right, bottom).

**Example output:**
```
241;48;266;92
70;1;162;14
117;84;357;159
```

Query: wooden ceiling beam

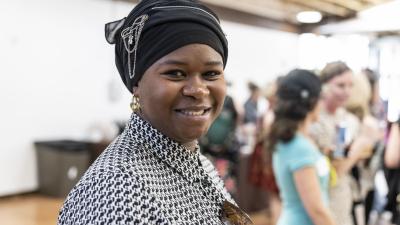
201;0;290;21
118;0;291;23
361;0;390;4
204;0;315;24
236;0;313;13
114;0;300;33
318;0;366;11
113;0;390;33
244;0;317;15
285;0;352;17
206;4;300;33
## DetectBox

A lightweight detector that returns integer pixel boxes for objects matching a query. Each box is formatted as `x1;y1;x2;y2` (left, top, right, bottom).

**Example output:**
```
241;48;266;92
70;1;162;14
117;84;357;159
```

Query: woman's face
322;70;353;108
134;44;226;144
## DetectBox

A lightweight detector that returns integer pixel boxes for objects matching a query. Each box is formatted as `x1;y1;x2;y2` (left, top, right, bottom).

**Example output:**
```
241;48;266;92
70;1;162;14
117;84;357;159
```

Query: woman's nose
182;77;210;99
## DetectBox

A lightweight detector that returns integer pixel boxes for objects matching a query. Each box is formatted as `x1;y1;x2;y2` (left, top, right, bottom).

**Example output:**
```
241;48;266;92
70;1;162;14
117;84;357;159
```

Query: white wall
0;0;299;196
298;33;370;72
0;0;133;196
222;22;299;104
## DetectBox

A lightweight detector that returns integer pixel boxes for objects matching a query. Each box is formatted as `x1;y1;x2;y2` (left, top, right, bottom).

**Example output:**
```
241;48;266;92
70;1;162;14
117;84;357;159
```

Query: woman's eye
337;83;345;89
162;70;186;79
203;71;221;80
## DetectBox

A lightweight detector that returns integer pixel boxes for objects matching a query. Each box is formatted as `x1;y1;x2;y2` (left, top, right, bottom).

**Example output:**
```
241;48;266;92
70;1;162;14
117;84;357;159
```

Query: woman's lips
175;108;211;116
174;107;212;121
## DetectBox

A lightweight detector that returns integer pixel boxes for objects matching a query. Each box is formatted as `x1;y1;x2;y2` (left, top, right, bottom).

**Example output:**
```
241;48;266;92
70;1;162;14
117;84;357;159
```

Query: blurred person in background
267;69;337;225
362;68;385;120
57;0;253;224
243;82;262;125
235;81;272;214
384;119;400;224
311;61;373;225
249;78;282;224
345;72;384;224
258;78;282;141
239;82;268;155
199;89;241;197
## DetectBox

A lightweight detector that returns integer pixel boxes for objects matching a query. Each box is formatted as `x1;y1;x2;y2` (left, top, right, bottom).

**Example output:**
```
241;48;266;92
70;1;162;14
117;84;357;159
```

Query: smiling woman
57;0;252;224
136;44;227;147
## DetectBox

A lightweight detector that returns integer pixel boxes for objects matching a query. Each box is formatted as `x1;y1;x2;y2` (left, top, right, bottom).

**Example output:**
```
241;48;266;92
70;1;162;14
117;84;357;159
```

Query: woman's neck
324;100;338;114
298;116;312;138
135;112;199;152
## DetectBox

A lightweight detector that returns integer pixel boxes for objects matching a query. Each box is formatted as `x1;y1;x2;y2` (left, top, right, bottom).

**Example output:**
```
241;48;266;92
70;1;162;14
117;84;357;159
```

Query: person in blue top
265;69;337;225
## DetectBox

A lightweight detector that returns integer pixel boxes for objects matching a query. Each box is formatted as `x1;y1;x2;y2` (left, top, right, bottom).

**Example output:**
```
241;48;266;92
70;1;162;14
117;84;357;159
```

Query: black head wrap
105;0;228;93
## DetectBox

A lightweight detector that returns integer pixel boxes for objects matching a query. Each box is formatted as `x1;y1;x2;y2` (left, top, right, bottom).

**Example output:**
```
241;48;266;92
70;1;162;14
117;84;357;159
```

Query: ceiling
119;0;392;33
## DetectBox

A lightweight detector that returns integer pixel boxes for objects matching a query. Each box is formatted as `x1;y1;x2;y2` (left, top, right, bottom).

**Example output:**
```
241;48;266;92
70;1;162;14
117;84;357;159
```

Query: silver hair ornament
300;89;309;99
121;14;149;79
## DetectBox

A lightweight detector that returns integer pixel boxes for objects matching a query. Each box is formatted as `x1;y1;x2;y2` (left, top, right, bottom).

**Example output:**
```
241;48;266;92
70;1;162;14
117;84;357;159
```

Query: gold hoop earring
130;95;141;112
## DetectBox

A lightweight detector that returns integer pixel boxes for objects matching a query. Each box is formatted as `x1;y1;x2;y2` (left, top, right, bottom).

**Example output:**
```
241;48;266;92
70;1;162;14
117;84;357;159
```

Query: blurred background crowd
201;63;398;225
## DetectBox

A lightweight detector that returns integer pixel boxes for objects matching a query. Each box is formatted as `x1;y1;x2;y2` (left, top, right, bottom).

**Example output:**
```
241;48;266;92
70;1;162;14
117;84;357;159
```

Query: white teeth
180;110;205;116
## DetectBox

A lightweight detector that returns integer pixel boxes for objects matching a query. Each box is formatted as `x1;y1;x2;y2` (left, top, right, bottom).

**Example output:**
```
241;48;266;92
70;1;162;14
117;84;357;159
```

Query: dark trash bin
34;140;91;197
88;141;110;164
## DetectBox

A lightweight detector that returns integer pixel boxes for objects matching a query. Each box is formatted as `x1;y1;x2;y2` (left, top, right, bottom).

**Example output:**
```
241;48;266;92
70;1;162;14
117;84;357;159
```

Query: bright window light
296;11;322;23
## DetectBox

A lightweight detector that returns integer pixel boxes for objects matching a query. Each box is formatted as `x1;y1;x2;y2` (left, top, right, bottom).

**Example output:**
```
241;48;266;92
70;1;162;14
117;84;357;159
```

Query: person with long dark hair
267;69;336;225
384;120;400;224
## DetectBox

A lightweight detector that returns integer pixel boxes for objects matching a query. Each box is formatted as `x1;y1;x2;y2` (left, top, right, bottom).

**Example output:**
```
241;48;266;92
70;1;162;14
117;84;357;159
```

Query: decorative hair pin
121;14;149;79
300;89;309;99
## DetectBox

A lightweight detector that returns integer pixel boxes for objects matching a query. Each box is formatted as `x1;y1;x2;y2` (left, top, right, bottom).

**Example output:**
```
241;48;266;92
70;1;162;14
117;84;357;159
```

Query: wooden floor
0;194;271;225
0;194;64;225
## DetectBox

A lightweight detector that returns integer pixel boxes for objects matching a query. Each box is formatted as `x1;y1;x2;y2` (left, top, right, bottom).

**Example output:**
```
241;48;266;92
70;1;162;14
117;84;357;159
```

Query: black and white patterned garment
58;113;235;225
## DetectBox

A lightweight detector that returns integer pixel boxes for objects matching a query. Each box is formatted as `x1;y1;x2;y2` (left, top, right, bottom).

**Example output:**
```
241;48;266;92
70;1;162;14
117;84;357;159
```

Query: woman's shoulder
277;134;319;157
93;131;148;168
275;135;323;172
73;133;148;194
70;145;145;198
58;143;164;224
58;165;166;225
280;134;312;148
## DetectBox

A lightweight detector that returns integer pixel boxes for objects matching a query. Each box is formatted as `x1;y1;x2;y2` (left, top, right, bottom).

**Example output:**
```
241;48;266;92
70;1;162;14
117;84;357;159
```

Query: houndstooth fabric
58;113;235;225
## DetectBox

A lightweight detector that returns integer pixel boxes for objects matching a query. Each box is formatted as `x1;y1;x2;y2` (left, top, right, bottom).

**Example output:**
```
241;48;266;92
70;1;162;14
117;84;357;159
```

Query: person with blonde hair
345;72;383;224
311;61;374;225
345;73;372;120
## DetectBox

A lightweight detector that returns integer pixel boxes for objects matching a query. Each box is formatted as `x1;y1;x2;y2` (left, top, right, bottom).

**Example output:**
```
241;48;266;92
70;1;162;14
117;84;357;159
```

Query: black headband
105;0;228;93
